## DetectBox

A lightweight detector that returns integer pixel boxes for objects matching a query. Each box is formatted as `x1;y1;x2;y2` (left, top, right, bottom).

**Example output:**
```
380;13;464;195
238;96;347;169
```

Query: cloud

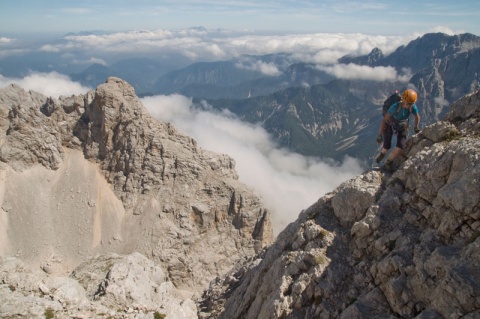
72;57;108;66
0;72;91;98
142;94;364;234
235;58;282;76
316;63;412;82
0;37;28;58
427;26;464;35
0;49;29;59
0;37;15;45
39;29;419;66
434;96;450;107
39;44;61;53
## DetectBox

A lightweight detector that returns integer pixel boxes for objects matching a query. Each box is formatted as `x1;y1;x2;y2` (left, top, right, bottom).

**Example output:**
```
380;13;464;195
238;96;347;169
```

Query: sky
0;0;479;37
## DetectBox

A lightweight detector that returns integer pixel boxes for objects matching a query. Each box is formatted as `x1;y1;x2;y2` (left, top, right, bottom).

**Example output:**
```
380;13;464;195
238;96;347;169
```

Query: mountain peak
0;77;273;317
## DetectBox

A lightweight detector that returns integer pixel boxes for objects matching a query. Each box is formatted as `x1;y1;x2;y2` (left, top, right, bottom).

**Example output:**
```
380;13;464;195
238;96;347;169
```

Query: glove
414;127;420;134
376;135;383;144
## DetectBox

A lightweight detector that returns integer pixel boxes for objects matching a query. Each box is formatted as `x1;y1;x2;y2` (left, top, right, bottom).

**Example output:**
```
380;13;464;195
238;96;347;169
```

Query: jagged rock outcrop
0;253;197;319
198;90;480;318
0;77;273;318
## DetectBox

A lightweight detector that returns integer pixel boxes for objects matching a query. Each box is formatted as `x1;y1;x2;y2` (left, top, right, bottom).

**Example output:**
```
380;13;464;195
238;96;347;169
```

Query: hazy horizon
1;26;467;87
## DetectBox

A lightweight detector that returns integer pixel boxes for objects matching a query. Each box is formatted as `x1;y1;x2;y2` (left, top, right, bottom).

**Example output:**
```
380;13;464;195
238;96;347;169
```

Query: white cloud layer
0;72;91;97
38;29;424;66
235;59;281;76
0;37;14;44
316;63;413;82
142;94;364;234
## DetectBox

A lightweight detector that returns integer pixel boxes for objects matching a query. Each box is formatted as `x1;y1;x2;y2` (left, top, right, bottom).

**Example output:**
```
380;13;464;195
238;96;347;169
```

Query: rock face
0;253;197;319
0;77;273;318
198;90;480;318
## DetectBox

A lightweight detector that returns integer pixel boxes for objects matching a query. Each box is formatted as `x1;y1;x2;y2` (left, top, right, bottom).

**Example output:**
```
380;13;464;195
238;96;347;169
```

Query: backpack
382;90;401;116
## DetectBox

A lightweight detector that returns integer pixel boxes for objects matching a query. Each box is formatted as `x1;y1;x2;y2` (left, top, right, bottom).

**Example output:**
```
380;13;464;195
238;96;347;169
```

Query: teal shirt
387;102;419;122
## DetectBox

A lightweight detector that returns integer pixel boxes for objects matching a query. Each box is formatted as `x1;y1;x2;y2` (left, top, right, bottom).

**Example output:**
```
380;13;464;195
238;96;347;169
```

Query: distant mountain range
203;33;480;161
199;80;376;160
68;53;336;99
70;58;172;94
2;32;479;162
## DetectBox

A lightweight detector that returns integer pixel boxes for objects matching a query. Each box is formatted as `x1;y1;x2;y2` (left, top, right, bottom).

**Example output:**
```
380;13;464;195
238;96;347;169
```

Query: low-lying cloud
0;37;14;44
17;29;426;67
316;63;413;82
142;94;364;235
235;59;282;76
0;72;91;97
434;96;450;107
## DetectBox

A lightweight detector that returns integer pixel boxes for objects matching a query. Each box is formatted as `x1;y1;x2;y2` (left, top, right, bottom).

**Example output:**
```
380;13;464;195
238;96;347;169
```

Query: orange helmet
402;89;417;104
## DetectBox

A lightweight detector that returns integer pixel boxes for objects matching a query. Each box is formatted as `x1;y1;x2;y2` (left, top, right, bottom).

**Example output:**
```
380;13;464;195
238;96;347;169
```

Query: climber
375;89;421;171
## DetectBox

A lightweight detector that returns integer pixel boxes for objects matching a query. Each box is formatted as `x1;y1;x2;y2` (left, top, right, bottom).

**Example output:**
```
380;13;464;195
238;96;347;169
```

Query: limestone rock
0;77;273;317
0;253;195;319
198;90;480;318
332;171;382;227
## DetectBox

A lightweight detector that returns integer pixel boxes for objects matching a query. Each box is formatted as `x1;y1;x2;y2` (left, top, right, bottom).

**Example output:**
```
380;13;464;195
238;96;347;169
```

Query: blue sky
1;0;479;37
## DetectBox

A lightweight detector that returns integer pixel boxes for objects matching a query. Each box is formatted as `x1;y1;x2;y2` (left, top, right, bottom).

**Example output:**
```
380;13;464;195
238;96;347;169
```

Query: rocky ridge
0;77;273;318
198;90;480;318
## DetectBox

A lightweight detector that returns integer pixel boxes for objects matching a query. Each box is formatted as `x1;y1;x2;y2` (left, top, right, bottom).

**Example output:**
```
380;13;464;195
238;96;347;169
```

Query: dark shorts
383;121;408;150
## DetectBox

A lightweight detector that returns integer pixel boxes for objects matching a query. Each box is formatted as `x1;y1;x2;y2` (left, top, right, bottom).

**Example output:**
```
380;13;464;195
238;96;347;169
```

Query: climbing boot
376;153;385;163
383;159;393;172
